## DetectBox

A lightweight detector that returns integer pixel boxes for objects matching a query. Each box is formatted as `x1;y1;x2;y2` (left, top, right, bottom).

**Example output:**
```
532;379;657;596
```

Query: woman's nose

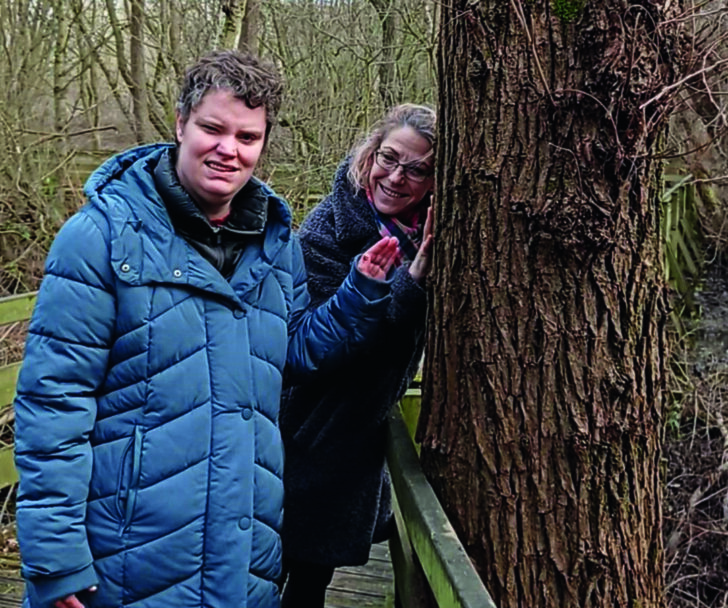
216;136;236;156
389;165;407;183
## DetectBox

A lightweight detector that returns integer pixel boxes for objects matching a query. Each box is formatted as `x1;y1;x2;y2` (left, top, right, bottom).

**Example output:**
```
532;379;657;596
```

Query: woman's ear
174;112;185;145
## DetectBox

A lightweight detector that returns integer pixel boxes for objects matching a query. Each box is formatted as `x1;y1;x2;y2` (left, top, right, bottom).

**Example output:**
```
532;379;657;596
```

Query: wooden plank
0;447;17;491
661;196;671;241
386;405;497;608
665;245;688;294
0;364;20;410
0;571;22;607
338;561;391;580
328;550;394;608
323;543;394;608
328;571;392;597
0;293;36;326
399;389;422;450
389;492;436;608
676;235;698;276
325;589;390;608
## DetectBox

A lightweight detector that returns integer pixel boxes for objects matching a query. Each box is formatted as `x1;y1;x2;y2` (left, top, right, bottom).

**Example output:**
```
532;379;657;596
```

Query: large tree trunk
419;3;685;607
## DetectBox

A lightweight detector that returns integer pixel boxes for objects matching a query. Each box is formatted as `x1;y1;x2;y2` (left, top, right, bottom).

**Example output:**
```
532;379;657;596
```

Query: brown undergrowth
665;368;728;607
665;254;728;607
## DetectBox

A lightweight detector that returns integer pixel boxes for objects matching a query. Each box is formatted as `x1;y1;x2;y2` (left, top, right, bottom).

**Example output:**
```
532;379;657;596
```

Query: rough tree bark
418;2;686;607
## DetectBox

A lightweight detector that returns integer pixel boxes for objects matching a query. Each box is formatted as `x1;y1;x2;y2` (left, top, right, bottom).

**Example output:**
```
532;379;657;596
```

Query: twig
18;125;118;147
509;0;552;100
640;56;728;110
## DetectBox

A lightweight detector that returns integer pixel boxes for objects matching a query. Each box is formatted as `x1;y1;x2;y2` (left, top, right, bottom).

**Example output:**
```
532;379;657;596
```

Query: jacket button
238;516;251;530
173;269;182;278
241;407;253;420
120;263;131;273
233;308;245;319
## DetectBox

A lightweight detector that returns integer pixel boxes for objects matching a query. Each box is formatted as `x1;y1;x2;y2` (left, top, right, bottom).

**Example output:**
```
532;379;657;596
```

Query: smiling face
367;126;434;218
175;89;267;220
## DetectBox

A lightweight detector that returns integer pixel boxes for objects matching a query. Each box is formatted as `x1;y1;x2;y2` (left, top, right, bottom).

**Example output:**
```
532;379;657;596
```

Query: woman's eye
381;152;398;163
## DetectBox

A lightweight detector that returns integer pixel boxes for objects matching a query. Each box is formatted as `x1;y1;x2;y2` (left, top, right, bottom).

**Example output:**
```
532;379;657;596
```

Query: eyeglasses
374;150;433;183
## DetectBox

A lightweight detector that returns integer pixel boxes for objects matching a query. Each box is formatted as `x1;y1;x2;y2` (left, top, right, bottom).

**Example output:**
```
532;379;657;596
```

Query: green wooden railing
386;394;497;608
0;292;36;490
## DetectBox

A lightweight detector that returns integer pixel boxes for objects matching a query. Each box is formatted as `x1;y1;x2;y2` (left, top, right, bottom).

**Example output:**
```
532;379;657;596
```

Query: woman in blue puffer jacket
13;50;400;608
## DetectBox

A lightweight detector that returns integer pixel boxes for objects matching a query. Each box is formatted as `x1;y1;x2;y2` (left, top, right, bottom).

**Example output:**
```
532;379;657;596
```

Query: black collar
154;147;268;238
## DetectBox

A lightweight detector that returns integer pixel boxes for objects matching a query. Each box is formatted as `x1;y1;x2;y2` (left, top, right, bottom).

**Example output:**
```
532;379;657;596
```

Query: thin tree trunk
51;0;69;143
71;0;134;130
221;0;247;50
239;0;260;53
130;0;147;143
419;2;685;607
167;0;183;79
368;0;397;108
74;1;101;150
104;0;131;86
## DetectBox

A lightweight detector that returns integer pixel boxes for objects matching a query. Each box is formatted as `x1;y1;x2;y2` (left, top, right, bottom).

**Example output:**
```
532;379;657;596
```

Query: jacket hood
84;143;292;227
83;143;293;306
328;158;378;244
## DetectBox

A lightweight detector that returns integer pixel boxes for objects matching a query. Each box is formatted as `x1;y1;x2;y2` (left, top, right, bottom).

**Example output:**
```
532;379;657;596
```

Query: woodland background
0;0;437;295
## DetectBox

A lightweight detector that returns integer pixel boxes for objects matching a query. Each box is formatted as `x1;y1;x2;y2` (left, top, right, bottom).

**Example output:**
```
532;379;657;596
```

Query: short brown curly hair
176;49;284;142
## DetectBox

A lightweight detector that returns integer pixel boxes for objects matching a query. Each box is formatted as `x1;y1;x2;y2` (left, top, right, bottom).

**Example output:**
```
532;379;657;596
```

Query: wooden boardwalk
0;544;394;608
0;573;22;607
325;542;394;608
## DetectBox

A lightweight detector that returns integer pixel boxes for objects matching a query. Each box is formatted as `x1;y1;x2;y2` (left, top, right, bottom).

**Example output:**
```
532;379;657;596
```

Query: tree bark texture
239;0;260;53
129;0;147;143
221;0;247;50
419;2;685;607
368;0;397;108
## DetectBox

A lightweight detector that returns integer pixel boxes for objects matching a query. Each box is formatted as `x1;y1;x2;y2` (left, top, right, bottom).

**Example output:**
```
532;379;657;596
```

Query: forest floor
665;259;728;608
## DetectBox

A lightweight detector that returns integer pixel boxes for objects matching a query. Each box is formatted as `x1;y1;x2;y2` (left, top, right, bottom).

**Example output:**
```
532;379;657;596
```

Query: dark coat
280;159;427;567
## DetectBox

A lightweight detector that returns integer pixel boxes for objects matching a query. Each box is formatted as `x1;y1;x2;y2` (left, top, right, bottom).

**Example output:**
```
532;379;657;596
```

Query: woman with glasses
279;103;436;607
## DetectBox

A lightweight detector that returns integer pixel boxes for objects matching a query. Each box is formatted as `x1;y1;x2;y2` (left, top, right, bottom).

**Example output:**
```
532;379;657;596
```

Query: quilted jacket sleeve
279;198;427;448
297;187;427;337
285;236;391;380
14;208;116;608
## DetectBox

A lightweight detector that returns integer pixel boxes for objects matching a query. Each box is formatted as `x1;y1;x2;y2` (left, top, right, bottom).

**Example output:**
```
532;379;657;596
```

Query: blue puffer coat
14;144;391;608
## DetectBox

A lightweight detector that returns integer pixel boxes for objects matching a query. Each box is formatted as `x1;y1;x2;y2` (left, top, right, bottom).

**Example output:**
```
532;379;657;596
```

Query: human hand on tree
408;206;433;284
357;236;400;280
